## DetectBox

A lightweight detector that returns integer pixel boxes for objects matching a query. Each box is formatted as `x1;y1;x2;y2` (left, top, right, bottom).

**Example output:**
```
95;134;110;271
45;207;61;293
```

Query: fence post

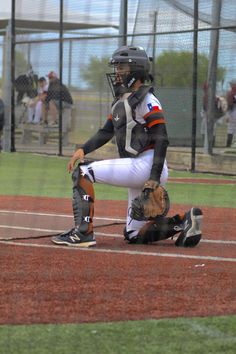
2;21;13;152
119;0;128;46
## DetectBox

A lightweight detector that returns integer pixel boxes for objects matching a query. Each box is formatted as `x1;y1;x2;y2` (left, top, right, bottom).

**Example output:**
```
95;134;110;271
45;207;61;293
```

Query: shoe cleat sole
175;208;203;248
51;237;96;247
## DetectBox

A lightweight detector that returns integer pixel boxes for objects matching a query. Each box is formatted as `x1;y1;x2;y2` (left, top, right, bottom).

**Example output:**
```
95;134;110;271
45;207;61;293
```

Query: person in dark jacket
0;98;4;151
44;71;73;125
226;79;236;147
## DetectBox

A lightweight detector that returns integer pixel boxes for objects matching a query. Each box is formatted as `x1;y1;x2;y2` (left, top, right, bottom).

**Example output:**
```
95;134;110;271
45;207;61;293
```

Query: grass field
0;152;235;354
0;152;235;206
1;316;236;354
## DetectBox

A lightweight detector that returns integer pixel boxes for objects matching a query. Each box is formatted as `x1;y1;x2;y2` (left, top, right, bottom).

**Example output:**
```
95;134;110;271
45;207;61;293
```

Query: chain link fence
0;0;236;167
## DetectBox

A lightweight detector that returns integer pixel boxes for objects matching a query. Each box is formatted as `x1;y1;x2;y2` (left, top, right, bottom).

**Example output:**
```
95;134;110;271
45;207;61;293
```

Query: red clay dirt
0;195;236;325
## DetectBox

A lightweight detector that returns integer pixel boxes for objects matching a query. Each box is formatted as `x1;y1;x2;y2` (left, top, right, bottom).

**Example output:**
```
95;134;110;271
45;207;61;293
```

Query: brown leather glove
130;185;170;221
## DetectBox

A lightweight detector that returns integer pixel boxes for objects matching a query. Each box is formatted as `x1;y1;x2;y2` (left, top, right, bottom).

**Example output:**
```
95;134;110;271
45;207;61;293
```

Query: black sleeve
82;119;114;155
148;123;169;182
61;85;73;104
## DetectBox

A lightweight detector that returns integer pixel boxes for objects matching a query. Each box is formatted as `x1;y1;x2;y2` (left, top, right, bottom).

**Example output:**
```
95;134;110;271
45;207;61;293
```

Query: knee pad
137;215;183;244
72;166;94;234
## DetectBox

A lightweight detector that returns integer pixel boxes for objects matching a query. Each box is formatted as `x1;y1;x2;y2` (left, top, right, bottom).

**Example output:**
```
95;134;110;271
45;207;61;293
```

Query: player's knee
80;165;96;183
72;165;95;186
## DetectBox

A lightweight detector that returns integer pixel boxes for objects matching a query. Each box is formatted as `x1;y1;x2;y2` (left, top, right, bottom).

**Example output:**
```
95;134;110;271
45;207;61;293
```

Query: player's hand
67;148;85;172
143;179;159;191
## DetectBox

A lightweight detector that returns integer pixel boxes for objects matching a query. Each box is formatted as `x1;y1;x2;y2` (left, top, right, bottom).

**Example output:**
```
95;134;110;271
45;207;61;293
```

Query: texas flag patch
147;103;160;112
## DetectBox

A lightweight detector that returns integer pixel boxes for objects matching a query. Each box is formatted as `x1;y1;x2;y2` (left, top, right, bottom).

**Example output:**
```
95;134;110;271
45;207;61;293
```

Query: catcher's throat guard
72;166;94;234
130;185;170;221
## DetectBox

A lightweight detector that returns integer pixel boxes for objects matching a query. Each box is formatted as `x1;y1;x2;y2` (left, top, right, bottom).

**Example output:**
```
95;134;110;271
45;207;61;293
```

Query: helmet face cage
106;72;126;98
107;46;152;98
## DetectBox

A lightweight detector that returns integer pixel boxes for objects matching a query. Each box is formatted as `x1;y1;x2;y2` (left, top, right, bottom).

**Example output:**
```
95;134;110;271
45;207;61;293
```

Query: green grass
0;152;71;198
0;316;235;354
0;152;235;207
0;152;235;354
166;183;236;207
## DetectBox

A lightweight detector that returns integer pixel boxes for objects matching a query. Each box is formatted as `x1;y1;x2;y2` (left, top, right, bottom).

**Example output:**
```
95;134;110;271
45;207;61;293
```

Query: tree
154;50;225;87
81;56;110;91
15;50;31;77
81;50;226;90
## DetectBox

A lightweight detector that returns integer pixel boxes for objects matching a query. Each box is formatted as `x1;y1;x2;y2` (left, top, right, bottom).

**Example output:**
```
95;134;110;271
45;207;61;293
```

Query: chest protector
111;85;153;158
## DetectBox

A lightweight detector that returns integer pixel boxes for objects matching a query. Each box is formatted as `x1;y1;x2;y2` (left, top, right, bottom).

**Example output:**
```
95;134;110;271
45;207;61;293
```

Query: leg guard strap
72;166;94;234
137;215;183;244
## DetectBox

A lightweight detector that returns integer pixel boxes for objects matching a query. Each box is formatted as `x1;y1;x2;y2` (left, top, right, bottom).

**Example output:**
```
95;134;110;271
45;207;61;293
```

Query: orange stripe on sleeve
146;118;166;128
144;109;163;119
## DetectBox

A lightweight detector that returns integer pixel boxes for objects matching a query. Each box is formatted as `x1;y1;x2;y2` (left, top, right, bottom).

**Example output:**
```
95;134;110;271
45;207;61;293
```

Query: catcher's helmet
107;46;152;97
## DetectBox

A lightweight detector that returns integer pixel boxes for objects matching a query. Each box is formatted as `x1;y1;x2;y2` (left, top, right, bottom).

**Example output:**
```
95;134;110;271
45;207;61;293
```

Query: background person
0;98;4;151
44;71;73;126
51;45;203;249
15;66;38;106
200;82;224;147
226;79;236;147
27;77;48;124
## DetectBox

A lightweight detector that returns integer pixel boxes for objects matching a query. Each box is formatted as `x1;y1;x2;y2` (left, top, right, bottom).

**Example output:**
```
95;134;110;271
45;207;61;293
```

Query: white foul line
0;209;125;222
0;239;235;263
0;208;236;265
0;224;235;245
0;224;121;237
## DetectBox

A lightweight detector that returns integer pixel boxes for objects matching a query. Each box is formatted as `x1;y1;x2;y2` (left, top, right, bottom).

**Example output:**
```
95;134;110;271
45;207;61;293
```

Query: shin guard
137;215;183;244
72;166;94;234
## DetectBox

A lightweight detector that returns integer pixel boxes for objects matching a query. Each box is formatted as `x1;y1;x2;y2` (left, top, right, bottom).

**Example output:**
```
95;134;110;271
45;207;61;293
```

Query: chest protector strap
72;166;94;235
128;85;154;111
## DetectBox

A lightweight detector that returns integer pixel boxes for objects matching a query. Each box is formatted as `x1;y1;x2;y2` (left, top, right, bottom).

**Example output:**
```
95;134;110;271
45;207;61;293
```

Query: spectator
15;67;38;105
201;82;224;147
44;71;73;126
27;77;48;124
0;98;4;151
226;79;236;147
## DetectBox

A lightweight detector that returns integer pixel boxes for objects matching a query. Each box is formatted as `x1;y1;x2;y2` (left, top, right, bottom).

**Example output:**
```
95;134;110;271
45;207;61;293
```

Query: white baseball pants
81;149;168;235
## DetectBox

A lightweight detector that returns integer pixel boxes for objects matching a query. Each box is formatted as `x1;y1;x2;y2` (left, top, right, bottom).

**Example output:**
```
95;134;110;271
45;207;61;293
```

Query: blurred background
0;0;236;168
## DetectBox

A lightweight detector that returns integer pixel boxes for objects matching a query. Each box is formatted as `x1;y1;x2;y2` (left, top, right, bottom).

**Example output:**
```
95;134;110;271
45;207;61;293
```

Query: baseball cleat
175;207;203;247
123;227;140;243
51;228;96;247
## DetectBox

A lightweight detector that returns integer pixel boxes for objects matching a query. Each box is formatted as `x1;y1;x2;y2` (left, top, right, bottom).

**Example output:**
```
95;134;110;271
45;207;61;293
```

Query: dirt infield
0;195;236;325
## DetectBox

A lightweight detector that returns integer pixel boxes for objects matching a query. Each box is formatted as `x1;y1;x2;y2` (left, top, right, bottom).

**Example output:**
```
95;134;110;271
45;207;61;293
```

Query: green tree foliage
154;50;225;87
82;51;226;90
15;50;31;77
81;56;110;91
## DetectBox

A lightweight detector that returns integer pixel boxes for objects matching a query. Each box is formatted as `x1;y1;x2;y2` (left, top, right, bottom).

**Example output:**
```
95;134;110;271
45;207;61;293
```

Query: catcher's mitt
130;185;170;221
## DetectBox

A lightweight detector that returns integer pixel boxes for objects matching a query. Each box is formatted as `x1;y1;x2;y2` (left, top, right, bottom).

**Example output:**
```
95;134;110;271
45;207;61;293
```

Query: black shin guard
72;166;94;234
137;215;183;244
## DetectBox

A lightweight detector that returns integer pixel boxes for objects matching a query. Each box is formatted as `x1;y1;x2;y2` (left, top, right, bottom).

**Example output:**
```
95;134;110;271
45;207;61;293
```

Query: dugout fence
0;0;236;172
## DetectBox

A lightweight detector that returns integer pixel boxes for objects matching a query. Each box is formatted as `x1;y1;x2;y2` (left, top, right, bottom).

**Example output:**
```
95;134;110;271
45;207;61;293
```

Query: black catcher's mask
106;46;153;98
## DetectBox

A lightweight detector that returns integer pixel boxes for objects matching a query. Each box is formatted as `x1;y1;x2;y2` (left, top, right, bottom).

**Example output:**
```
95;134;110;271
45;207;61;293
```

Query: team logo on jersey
114;114;120;121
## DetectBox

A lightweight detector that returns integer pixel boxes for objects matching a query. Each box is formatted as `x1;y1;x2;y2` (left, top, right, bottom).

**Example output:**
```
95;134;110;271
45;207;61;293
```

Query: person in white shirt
28;77;48;124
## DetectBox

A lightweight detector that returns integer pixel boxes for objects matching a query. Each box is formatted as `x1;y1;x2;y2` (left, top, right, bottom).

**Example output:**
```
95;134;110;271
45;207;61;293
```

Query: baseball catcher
52;45;203;248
